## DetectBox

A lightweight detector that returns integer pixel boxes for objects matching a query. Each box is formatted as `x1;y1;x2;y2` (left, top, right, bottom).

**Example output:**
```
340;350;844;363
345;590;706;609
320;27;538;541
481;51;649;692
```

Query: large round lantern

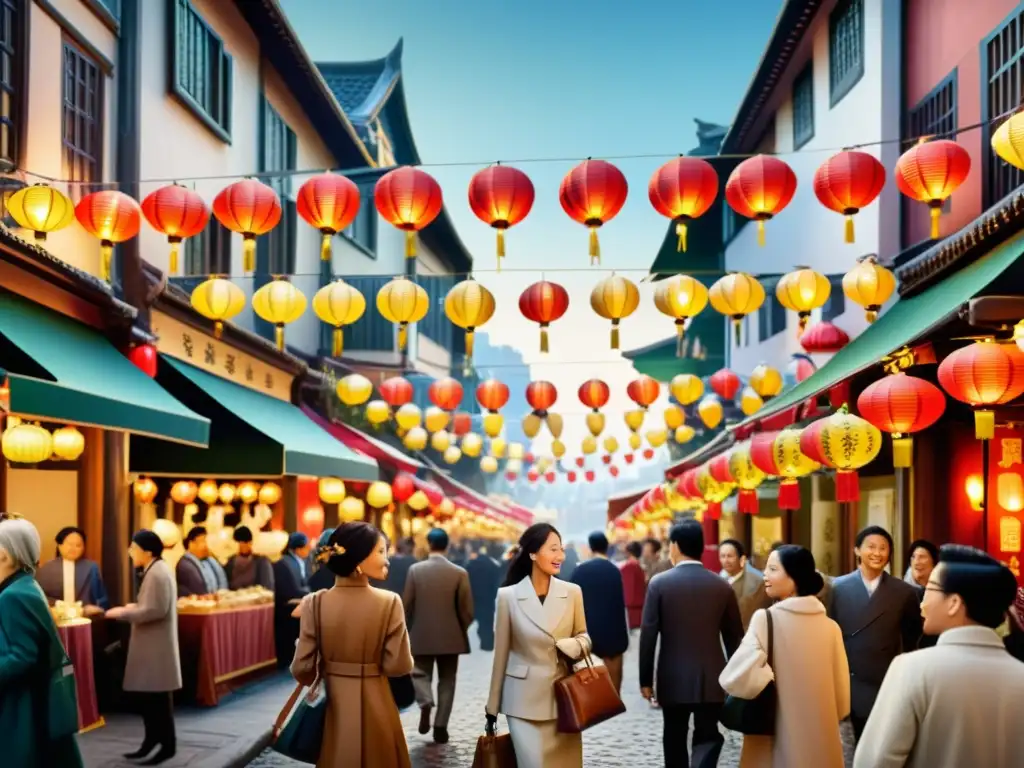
526;381;557;412
710;369;741;401
749;431;781;477
212;178;282;273
773;428;820;510
296;172;361;262
51;426;85;460
663;404;685;430
670;373;704;405
709;453;734;484
451;412;472;436
477;379;509;438
6;184;75;242
366;481;393;509
811;406;882;502
591;274;640;349
197;479;219;505
134;477;158;504
480;455;499;474
813;150;886;243
993;112;1024;171
140;184;210;275
857;373;946;467
468;164;534;268
895;139;971;239
750;364;783;399
740;386;763;417
391;473;415;503
377;276;429;350
337;374;373;407
627;375;660;411
251;278;307;351
801;322;850;354
429;377;464;412
380;377;414;408
1;421;52;464
75;190;142;282
724;155;797;246
559;159;628;264
258;482;282;505
313;279;366;357
403;426;428;451
445;279;495;358
394;403;422;431
710;273;766;344
423;406;448;435
648;157;719;251
374;166;443;259
519;280;569;353
461;433;483;458
937;341;1024;440
654;275;709;350
698;395;723;429
318;477;346;505
729;443;765;514
365;400;391;425
776;267;831;334
191;277;246;339
843;255;895;323
675;425;696;444
170;480;198;505
128;343;158;378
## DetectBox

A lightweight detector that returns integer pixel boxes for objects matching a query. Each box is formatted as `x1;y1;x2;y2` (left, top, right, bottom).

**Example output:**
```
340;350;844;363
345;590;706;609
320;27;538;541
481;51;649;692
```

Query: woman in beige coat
720;545;849;768
291;522;414;768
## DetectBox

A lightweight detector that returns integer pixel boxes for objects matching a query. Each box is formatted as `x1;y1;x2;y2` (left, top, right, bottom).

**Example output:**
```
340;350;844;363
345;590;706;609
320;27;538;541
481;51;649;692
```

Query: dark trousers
850;714;868;743
412;655;459;728
137;692;175;748
476;611;495;651
662;703;724;768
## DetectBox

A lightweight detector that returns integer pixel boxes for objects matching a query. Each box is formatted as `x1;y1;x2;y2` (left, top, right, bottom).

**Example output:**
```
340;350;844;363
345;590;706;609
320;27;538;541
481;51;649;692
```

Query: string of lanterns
1;418;85;464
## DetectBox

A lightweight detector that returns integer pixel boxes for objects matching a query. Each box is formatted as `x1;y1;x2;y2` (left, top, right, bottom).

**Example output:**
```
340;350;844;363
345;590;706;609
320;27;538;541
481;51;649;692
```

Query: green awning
132;356;377;480
739;231;1024;428
0;293;209;446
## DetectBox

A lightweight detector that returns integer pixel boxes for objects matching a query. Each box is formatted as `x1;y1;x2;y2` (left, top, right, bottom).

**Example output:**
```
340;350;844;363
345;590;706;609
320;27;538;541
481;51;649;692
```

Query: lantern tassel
589;227;600;265
740;489;759;515
892;435;913;468
929;205;941;240
865;308;878;323
611;322;620;350
100;241;113;282
844;215;855;244
676;221;688;252
756;219;766;247
675;319;686;358
405;230;416;259
320;232;332;262
707;501;722;520
798;313;809;335
836;470;860;503
332;327;343;358
398;323;409;350
975;410;995;441
733;318;742;346
778;479;800;510
465;329;475;358
274;324;285;351
496;229;506;259
169;239;181;275
540;326;550;353
214;321;224;339
243;236;256;273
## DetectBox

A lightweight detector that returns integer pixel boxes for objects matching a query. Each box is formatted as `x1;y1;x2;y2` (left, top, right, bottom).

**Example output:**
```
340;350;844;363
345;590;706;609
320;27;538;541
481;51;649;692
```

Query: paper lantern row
1;418;85;464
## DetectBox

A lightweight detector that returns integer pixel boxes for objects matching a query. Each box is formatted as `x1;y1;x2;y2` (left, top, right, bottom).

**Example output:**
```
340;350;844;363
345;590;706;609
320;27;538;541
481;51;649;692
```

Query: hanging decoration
376;276;429;350
424;407;449;433
581;436;598;455
749;364;783;399
697;467;732;520
476;378;510;438
212;178;282;273
675;425;696;444
628;431;643;451
813;150;886;243
4;421;53;465
523;381;561;439
374;166;443;259
749;430;781;487
626;375;660;412
380;377;415;409
808;405;882;502
128;343;158;378
895;139;971;239
578;378;610;438
403;426;428;451
800;322;850;354
790;353;817;382
842;255;896;323
857;373;946;468
296;172;361;262
709;369;741;400
336;374;373;407
670;373;704;405
319;477;346;505
431;431;452;453
729;443;765;514
519;280;569;353
559;159;628;264
258;482;283;505
51;426;85;461
653;275;710;353
428;377;464;412
170;481;198;505
648;156;719;251
366;481;394;510
724;154;798;246
461;433;484;458
451;412;472;436
663;404;685;430
775;267;831;334
772;428;820;510
365;400;391;426
312;279;366;357
710;272;766;344
467;164;535;269
133;477;158;504
6;184;75;242
251;278;307;351
445;278;496;358
190;277;246;338
75;190;142;282
937;341;1024;440
698;395;723;429
740;386;763;417
394;403;422;431
590;274;640;350
646;429;668;448
480;455;499;473
197;479;219;505
140;184;210;275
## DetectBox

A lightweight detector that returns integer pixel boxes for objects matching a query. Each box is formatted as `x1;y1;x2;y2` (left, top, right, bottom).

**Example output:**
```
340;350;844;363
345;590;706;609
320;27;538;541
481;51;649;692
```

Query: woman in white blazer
485;523;591;768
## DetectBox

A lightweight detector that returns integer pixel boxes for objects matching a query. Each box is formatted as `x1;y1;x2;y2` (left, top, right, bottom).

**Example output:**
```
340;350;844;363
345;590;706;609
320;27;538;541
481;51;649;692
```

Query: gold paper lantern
647;429;668;448
444;278;496;358
581;436;597;454
670;373;704;405
6;184;76;241
740;386;763;416
376;277;429;350
480;455;499;473
507;442;525;460
709;272;765;344
394;403;422;431
624;409;645;432
775;267;830;333
431;430;451;452
817;405;883;502
252;278;307;351
522;413;543;439
340;496;365;522
773;429;820;478
603;436;619;454
218;482;236;504
842;255;895;323
490;437;507;458
259;482;283;505
590;274;640;350
728;443;765;514
312;280;365;357
51;426;85;460
698;395;723;429
654;275;709;341
170;480;198;505
319;477;346;504
237;481;259;504
461;433;483;457
133;476;158;504
365;400;391;425
551;439;566;458
437;498;456;518
403;426;428;451
443;445;462;464
191;277;246;339
423;406;449;433
197;479;219;505
336;374;373;407
675;425;696;444
750;364;784;398
585;411;605;437
992;111;1024;170
407;490;430;511
629;433;642;451
663;405;685;430
367;481;393;508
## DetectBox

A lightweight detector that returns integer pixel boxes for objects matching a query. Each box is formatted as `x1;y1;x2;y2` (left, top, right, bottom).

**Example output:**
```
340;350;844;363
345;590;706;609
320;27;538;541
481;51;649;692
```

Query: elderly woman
106;530;181;765
0;517;84;767
35;526;109;614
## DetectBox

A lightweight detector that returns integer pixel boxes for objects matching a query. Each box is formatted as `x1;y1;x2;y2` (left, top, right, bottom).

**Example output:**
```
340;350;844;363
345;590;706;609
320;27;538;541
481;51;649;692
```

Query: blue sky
281;0;783;454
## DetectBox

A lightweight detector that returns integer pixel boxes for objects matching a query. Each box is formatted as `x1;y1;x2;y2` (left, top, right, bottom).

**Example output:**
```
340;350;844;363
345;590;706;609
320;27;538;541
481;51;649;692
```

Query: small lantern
51;426;85;461
376;277;429;350
313;280;366;358
171;481;198;505
319;477;346;505
197;479;219;505
258;482;282;506
366;481;393;509
252;278;307;351
134;477;158;504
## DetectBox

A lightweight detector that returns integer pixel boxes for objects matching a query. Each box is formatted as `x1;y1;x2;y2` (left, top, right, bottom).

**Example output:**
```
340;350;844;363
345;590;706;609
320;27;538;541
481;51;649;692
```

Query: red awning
607;486;651;522
301;405;423;474
410;476;445;505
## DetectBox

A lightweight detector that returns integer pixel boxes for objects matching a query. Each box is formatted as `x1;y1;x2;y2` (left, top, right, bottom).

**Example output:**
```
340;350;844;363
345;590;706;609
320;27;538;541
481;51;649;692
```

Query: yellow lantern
318;477;346;504
654;275;709;345
551;439;566;458
365;400;391;425
522;413;543;439
728;443;765;514
480;455;499;473
340;496;365;522
191;277;246;339
581;435;597;455
817;405;883;503
259;482;283;505
647;429;668;448
394;403;422;431
482;412;504;438
461;433;483;457
775;267;830;333
590;274;640;349
134;476;158;504
740;386;763;416
670;373;704;405
170;480;198;505
698;395;723;429
367;481;393;508
992;111;1024;170
403;426;428;451
407;490;430;512
750;364;783;398
236;481;259;504
438;498;456;518
443;445;462;464
336;374;373;407
51;426;85;460
431;430;451;452
843;255;895;323
376;276;429;350
507;442;525;460
423;406;449;433
663;405;685;430
490;437;507;458
585;411;605;437
444;278;496;358
709;272;765;344
197;479;219;505
6;184;76;241
252;278;307;351
629;433;642;451
624;409;645;432
603;435;619;454
675;425;696;444
218;482;236;504
312;280;366;357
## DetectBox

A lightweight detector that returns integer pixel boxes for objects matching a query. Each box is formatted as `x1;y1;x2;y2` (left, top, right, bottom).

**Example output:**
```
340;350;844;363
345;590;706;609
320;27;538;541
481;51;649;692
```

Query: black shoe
433;726;449;744
138;745;176;765
123;743;156;760
418;706;432;735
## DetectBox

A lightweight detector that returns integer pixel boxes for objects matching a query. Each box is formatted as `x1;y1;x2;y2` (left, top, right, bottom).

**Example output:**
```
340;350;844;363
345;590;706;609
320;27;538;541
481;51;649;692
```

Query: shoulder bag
272;592;327;763
720;608;777;735
554;647;626;733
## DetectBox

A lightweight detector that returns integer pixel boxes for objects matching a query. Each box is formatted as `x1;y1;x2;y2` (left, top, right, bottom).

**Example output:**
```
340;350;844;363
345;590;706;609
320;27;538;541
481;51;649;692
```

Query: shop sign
1000;516;1021;554
999;438;1022;468
151;311;293;402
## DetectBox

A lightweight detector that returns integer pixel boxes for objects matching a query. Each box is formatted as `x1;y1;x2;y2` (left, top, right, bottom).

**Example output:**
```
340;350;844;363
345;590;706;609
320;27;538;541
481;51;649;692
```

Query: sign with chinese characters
999;438;1022;469
151;311;293;402
1001;515;1022;554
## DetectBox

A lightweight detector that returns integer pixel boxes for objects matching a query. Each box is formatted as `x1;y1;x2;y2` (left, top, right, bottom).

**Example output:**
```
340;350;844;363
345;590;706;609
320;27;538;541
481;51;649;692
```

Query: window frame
341;181;378;259
0;0;28;173
902;70;957;245
183;218;233;277
61;36;104;201
980;2;1024;209
792;62;815;149
829;0;865;107
168;0;233;143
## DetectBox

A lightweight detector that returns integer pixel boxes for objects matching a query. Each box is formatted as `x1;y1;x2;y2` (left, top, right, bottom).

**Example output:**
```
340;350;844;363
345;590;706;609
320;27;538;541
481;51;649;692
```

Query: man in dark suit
272;532;311;668
404;528;474;744
718;539;770;630
465;544;502;651
571;532;629;692
828;525;922;743
381;537;416;596
640;519;743;768
176;526;227;596
561;542;580;580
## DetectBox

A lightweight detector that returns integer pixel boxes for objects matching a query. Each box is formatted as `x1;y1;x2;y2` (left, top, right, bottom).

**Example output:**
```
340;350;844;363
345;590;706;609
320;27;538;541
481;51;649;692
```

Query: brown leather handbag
554;650;626;733
472;724;517;768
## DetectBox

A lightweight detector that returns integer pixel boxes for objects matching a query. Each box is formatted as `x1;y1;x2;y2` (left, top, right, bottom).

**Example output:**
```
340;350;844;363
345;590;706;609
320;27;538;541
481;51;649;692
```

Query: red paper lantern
799;420;830;466
212;179;282;273
609;466;620;478
602;455;612;465
643;448;655;461
678;469;701;499
128;343;158;378
559;159;628;264
724;155;797;246
545;471;556;484
895;139;971;239
392;473;415;503
624;453;634;464
575;457;585;468
627;375;660;409
519;281;570;352
567;471;577;483
578;379;610;410
451;412;472;436
476;379;510;412
524;452;535;465
527;469;540;483
419;482;444;506
749;431;781;476
800;322;850;354
585;470;596;483
429;377;464;411
468;165;535;267
651;486;666;504
790;354;817;382
505;471;518;482
709;453;735;484
648;157;718;251
296;172;361;262
813;150;886;243
75;190;142;282
374;166;443;259
525;381;558;413
857;373;946;467
937;341;1024;439
379;376;414;408
710;369;741;400
140;184;210;275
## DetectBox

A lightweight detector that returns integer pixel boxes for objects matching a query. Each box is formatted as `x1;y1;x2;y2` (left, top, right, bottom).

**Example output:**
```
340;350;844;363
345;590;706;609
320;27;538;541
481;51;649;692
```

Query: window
261;98;297;274
171;0;232;141
904;72;956;243
0;0;25;171
757;289;786;342
418;275;456;348
829;0;864;105
822;277;846;321
62;40;103;199
336;275;394;352
184;219;232;276
344;183;377;255
792;63;814;148
983;7;1024;207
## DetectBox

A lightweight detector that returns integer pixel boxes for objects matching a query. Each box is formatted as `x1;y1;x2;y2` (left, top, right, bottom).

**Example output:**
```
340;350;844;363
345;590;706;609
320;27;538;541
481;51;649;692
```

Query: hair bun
803;570;825;597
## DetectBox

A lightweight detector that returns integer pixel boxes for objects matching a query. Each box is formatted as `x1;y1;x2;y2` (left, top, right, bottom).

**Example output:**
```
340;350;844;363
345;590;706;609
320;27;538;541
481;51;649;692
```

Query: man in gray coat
404;528;474;744
640;519;743;768
718;538;771;630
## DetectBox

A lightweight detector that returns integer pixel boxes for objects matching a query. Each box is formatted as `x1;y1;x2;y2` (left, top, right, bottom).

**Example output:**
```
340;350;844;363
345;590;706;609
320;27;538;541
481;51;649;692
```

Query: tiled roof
317;38;403;122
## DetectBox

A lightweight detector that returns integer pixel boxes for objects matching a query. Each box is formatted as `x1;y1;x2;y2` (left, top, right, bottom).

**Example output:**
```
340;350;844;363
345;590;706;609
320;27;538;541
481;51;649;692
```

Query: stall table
57;619;103;732
177;604;276;706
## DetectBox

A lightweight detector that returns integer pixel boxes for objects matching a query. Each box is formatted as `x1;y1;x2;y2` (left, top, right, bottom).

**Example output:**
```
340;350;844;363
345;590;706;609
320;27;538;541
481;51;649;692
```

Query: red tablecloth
57;621;102;732
178;604;276;706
